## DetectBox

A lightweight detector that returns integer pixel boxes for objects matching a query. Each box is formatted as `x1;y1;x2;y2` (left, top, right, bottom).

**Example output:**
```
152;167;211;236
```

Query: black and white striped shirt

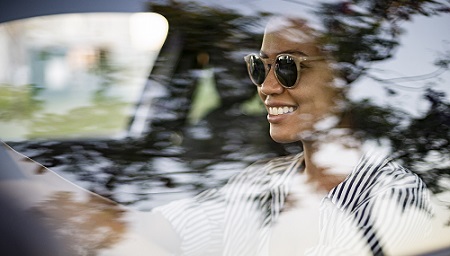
153;152;433;255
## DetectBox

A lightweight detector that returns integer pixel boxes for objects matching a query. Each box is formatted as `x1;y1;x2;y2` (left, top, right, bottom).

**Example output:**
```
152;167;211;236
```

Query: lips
268;106;296;116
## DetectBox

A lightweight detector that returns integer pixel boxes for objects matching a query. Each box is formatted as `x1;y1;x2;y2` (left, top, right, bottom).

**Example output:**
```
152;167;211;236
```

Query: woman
151;16;433;256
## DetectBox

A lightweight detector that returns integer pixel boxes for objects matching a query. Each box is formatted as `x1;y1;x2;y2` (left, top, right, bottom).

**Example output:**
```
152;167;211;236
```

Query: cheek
292;85;339;132
296;77;336;111
315;84;340;113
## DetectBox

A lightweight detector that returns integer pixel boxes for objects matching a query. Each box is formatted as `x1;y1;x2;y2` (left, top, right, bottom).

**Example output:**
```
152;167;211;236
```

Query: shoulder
318;153;434;256
328;152;432;213
353;152;425;189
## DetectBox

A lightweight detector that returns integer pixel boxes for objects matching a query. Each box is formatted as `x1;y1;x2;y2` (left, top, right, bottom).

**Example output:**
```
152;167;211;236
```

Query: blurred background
0;0;449;215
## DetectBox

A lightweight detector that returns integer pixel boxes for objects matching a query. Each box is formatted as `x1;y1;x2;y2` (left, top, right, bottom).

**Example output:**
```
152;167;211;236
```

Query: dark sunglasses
244;53;325;88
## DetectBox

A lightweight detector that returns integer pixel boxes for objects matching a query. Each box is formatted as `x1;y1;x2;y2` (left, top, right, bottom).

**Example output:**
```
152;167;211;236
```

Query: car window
1;1;450;255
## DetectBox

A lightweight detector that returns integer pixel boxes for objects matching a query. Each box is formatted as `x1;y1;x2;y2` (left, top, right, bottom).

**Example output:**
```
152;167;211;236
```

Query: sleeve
150;160;268;256
151;188;226;256
358;162;434;255
149;156;295;256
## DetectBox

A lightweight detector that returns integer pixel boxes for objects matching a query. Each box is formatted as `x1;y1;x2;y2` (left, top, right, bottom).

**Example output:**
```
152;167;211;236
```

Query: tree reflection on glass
5;0;450;219
315;0;450;195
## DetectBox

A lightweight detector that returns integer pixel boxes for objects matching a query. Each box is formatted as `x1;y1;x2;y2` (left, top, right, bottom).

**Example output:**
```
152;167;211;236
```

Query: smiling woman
146;16;437;255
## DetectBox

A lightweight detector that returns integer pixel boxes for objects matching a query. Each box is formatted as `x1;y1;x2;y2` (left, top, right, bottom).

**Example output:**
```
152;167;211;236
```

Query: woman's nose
259;69;284;95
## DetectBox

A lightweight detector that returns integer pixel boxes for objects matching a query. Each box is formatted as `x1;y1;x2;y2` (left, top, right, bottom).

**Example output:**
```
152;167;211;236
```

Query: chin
269;126;315;143
269;131;299;144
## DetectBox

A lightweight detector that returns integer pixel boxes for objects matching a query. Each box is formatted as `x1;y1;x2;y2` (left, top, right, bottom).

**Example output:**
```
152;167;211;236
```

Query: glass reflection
1;0;449;255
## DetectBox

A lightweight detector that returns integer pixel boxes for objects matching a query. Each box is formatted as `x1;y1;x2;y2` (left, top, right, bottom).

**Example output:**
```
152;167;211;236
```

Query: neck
300;128;362;192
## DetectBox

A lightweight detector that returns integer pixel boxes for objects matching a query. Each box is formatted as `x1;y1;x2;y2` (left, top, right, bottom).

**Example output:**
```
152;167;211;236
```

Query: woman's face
258;22;340;143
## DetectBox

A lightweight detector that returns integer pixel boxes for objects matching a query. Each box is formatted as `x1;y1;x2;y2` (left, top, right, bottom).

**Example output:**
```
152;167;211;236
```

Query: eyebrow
259;50;308;58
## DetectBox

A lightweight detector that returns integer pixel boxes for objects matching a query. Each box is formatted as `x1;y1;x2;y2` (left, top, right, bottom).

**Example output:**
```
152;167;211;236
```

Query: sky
349;13;450;117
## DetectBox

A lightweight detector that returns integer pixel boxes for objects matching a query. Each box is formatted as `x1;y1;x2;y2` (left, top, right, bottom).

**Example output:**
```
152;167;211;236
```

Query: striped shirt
153;152;433;255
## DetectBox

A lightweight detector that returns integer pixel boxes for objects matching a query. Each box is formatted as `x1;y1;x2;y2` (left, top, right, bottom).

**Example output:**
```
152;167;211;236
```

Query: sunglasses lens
275;55;298;88
248;55;266;86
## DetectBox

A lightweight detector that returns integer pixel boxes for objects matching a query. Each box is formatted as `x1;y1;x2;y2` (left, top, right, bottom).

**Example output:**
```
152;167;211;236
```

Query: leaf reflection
4;0;450;218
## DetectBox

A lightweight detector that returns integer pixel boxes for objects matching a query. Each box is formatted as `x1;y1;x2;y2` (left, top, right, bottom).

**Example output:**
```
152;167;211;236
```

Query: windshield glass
1;1;449;255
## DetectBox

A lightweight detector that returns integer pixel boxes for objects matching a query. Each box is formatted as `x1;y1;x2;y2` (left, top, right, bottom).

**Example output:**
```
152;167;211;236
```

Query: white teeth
268;106;295;116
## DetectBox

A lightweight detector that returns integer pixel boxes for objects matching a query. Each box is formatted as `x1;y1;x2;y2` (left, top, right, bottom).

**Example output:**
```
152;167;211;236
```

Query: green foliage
28;95;128;140
0;84;43;121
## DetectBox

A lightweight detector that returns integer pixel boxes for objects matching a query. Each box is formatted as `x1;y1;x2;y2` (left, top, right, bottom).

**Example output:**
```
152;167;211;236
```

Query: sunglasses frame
244;53;325;89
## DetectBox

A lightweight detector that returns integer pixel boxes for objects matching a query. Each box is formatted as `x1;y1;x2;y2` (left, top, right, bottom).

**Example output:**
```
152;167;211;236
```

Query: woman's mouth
268;106;295;116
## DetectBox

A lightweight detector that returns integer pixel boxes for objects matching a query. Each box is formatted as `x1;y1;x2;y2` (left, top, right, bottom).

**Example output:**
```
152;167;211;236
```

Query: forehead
261;18;320;57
